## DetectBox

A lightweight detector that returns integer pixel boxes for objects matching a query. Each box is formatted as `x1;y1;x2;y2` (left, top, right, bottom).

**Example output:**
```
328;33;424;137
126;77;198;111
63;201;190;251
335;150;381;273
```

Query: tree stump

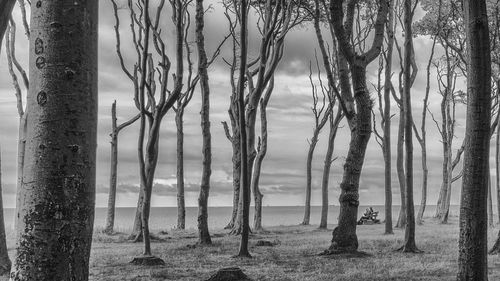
255;240;274;247
130;255;165;266
205;267;252;281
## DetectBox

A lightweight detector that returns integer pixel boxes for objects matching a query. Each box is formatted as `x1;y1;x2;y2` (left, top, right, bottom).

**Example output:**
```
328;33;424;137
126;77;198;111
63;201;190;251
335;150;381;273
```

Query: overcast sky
0;1;487;209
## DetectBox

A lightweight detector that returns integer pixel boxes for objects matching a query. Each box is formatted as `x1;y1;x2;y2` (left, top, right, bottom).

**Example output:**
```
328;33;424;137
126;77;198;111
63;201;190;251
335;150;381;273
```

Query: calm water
2;205;460;231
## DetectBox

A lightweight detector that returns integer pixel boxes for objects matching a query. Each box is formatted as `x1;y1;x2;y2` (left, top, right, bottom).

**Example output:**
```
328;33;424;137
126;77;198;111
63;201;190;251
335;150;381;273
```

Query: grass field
3;217;500;280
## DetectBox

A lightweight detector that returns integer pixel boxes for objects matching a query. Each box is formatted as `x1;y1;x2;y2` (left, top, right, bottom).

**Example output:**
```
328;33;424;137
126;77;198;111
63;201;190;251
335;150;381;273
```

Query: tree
457;0;491;279
397;0;420;253
0;147;10;275
11;0;98;279
235;0;251;258
301;61;332;226
104;101;139;234
111;0;186;262
315;0;389;254
196;0;213;245
413;0;442;225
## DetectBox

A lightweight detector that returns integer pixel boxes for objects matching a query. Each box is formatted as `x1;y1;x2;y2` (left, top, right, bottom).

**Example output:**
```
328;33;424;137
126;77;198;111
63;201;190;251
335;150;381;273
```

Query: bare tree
301;61;332;226
104;101;139;234
0;147;10;275
0;0;16;51
457;0;491;279
111;0;186;263
11;0;98;278
314;0;389;254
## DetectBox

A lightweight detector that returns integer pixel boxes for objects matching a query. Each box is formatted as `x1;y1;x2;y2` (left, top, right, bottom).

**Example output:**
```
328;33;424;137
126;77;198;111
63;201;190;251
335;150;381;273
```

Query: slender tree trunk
302;131;320;226
417;147;428;224
457;1;491;279
327;66;371;253
399;0;419;252
105;103;119;234
319;111;342;229
12;0;98;278
130;189;144;241
0;148;11;275
175;108;186;230
383;0;395;234
497;97;500;223
396;107;407;228
488;169;494;227
226;128;240;230
196;0;212;245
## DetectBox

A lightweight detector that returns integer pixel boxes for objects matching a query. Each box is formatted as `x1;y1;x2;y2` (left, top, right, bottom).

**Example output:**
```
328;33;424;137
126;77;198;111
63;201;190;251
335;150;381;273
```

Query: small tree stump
205;267;252;281
130;255;165;266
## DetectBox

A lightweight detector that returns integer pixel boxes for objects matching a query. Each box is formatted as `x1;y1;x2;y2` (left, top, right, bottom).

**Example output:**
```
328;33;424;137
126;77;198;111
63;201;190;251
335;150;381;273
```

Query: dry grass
82;217;500;281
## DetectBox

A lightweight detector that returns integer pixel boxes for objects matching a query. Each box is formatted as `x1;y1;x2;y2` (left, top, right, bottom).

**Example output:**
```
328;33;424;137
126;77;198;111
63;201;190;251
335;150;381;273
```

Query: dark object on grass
130;256;165;266
357;207;381;225
206;267;252;281
255;240;275;247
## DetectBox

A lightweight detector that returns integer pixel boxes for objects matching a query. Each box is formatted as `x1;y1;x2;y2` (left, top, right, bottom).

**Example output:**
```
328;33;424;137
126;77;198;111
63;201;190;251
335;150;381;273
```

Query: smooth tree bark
318;0;389;254
104;101;139;234
0;147;11;275
196;0;212;245
397;0;420;253
11;0;98;279
302;63;332;226
457;0;491;279
319;109;343;229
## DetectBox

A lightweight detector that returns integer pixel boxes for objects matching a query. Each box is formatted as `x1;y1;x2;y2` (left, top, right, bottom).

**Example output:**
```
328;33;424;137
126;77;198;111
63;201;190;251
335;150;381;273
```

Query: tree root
319;249;371;259
205;267;252;281
130;255;165;266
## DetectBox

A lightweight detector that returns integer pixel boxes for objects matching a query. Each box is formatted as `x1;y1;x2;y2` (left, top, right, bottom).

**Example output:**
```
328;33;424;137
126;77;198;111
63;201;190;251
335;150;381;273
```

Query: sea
1;205;460;231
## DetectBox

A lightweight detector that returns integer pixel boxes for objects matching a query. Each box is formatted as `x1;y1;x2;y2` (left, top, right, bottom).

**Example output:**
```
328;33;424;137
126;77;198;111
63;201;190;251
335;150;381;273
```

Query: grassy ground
4;217;500;280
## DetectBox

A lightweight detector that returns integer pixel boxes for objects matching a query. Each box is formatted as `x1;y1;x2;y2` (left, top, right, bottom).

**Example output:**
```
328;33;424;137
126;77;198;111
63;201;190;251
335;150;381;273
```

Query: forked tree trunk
196;0;212;245
12;0;98;279
457;1;491;279
175;108;186;230
223;117;241;230
0;148;11;275
319;111;342;229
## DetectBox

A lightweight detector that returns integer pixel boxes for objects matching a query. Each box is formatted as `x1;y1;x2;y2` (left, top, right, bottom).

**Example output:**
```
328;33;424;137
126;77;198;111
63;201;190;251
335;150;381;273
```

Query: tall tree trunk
383;0;395;234
319;111;342;229
327;65;371;253
175;108;186;230
224;117;240;230
488;169;494;227
398;0;419;252
105;102;119;234
236;0;251;258
396;107;406;228
457;0;491;279
12;0;98;279
196;0;212;245
0;147;11;275
497;96;500;223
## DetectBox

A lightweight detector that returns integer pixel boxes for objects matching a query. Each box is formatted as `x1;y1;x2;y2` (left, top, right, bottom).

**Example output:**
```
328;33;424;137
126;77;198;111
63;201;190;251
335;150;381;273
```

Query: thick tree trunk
175;109;186;230
130;189;144;241
383;0;395;234
457;1;491;279
12;0;98;279
396;107;406;228
327;66;371;253
105;103;119;234
196;0;212;245
319;112;341;229
0;148;11;275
